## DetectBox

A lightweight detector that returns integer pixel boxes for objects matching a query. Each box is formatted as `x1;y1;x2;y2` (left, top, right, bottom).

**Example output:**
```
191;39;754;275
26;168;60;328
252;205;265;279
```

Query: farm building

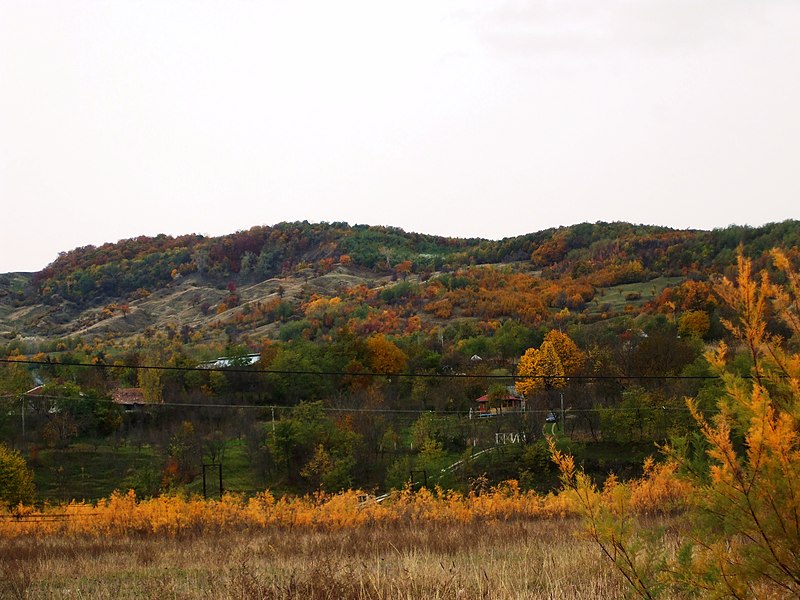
475;386;525;415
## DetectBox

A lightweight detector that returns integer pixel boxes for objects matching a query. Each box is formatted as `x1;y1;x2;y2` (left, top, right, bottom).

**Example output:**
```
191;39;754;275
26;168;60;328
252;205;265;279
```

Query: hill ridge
1;219;798;346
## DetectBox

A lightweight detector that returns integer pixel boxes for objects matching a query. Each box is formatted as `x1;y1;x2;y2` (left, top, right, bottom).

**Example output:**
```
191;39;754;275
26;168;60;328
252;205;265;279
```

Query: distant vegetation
0;219;797;499
2;220;800;597
22;220;800;308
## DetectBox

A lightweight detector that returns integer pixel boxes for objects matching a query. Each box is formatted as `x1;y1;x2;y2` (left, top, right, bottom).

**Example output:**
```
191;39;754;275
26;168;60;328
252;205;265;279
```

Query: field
588;276;684;314
0;519;628;599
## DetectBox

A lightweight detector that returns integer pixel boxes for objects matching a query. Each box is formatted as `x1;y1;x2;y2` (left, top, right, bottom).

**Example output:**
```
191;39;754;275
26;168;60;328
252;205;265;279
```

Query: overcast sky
2;1;799;273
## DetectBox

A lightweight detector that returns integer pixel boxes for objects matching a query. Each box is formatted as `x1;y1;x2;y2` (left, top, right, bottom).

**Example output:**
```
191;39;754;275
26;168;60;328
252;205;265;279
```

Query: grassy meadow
0;518;628;599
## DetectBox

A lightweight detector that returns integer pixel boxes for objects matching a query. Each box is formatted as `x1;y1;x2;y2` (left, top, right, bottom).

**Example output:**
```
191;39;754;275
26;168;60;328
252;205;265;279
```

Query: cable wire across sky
0;357;733;380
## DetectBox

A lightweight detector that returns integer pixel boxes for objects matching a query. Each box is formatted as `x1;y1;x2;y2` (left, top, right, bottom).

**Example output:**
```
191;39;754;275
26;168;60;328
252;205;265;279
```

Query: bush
0;444;35;506
555;251;800;598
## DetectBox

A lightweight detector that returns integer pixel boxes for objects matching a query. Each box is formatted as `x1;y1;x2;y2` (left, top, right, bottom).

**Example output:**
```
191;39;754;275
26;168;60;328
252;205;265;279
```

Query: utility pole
20;385;44;448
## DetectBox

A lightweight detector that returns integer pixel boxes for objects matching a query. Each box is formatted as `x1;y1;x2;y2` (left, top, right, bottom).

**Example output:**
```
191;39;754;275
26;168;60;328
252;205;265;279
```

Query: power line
5;393;455;413
2;391;704;415
3;391;473;413
0;357;728;380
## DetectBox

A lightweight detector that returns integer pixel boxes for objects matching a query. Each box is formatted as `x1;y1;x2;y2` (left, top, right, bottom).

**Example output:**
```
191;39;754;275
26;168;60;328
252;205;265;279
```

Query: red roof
476;394;520;403
112;388;146;405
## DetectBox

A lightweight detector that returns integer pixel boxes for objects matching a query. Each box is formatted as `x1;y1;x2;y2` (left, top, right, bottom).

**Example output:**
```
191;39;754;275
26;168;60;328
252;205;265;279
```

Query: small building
197;353;261;369
111;387;146;411
475;385;526;416
21;384;51;413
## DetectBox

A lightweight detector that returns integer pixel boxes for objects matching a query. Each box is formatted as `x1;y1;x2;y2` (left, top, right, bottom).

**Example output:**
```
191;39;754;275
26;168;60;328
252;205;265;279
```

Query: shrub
0;444;35;506
555;250;800;598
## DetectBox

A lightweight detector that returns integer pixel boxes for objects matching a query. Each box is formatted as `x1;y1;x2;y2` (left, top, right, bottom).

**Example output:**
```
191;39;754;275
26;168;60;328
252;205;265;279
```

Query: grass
24;432;654;503
0;518;629;599
31;436;272;502
589;276;684;314
184;438;266;498
33;442;160;501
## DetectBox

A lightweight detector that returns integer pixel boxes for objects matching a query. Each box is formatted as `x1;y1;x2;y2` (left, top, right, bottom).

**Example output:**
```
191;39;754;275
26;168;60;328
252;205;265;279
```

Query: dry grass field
0;519;627;599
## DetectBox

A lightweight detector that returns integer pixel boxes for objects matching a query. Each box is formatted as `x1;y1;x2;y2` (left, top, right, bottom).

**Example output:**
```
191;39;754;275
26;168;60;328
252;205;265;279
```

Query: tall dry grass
0;481;693;598
0;518;628;599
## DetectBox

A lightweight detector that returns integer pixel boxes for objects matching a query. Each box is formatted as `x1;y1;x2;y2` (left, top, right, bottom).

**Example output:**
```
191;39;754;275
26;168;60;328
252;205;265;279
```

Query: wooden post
202;463;223;499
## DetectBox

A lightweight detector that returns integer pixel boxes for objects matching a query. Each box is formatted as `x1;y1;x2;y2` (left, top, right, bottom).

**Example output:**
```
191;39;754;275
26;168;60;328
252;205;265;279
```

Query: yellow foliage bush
0;481;604;539
554;250;800;599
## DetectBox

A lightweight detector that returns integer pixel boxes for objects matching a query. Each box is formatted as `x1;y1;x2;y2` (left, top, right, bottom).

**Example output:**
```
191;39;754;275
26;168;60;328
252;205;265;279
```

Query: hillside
2;219;800;502
2;220;799;347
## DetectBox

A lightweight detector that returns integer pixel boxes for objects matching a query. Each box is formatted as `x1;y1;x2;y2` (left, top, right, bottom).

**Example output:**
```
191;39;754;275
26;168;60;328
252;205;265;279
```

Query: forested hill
24;220;800;304
2;219;800;344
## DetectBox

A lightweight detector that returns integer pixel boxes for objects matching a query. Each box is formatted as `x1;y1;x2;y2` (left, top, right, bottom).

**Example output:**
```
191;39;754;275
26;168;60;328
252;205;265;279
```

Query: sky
1;1;799;273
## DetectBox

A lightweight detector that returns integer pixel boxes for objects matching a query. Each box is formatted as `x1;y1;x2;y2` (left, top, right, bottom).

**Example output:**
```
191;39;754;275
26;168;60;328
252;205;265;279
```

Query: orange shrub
0;474;693;540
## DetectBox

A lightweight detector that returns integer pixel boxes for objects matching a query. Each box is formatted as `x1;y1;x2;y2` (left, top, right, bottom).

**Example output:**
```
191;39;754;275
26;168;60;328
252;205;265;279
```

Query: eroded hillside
1;220;799;350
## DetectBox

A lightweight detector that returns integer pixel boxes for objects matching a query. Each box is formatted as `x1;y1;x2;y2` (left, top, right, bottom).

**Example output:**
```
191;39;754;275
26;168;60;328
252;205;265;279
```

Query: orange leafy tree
553;250;800;598
365;334;407;375
516;330;584;397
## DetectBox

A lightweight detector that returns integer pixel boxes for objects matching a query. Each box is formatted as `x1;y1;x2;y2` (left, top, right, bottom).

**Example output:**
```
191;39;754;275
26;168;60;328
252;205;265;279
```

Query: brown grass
0;519;627;599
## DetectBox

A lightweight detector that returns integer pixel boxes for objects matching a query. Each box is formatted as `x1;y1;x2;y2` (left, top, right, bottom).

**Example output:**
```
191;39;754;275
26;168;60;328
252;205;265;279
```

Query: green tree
300;444;356;491
41;383;122;439
0;356;34;395
0;443;35;505
598;386;658;443
409;412;466;453
270;402;360;491
486;383;510;413
490;320;540;359
266;342;335;402
415;439;447;482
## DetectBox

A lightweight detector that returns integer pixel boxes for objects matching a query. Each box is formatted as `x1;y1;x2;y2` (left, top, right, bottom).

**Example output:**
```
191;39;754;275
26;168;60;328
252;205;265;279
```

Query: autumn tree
518;342;562;397
366;335;407;375
138;346;165;403
516;349;540;398
395;260;413;280
164;420;201;486
542;329;585;376
677;309;711;339
516;330;583;397
42;413;79;448
555;250;800;598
